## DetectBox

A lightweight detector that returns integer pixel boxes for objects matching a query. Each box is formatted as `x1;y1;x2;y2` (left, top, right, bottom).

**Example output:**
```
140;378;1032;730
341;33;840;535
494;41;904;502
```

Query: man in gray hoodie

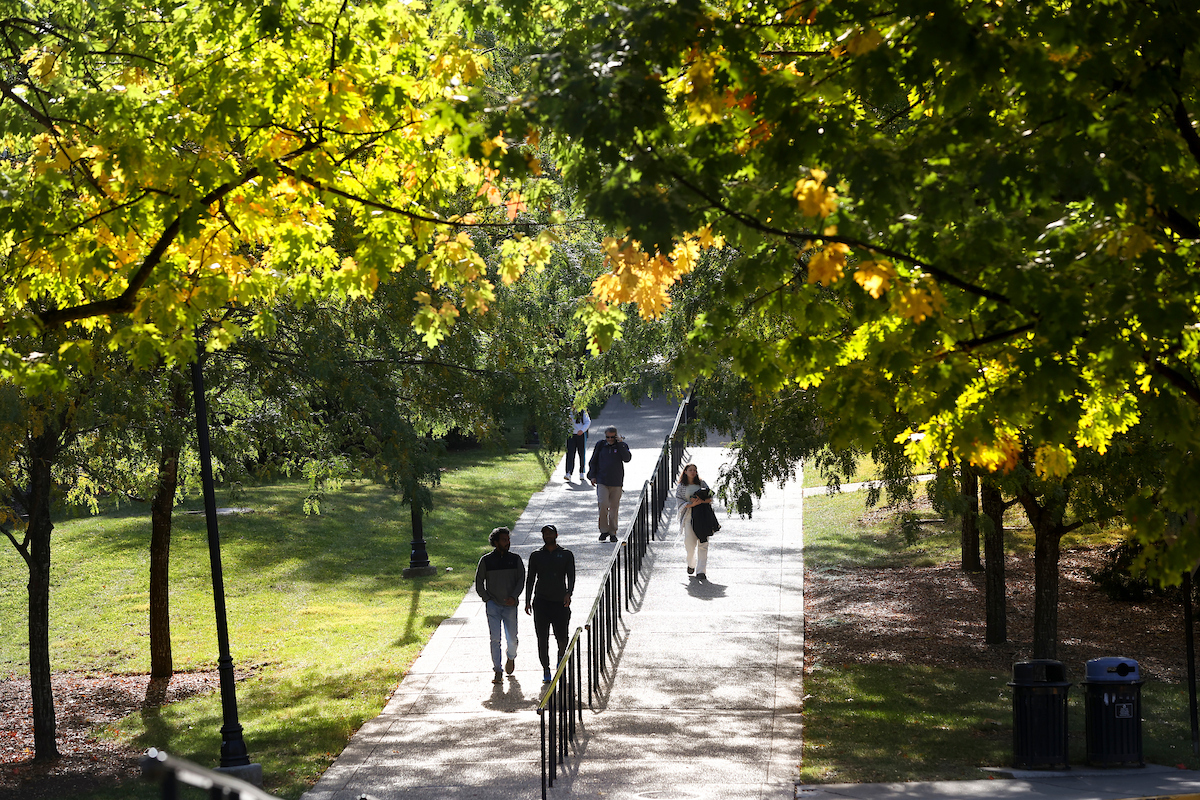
474;526;525;683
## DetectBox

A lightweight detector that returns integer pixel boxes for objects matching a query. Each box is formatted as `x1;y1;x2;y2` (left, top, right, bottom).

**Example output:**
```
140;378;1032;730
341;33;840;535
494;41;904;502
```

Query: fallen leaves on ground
0;671;218;799
806;549;1187;680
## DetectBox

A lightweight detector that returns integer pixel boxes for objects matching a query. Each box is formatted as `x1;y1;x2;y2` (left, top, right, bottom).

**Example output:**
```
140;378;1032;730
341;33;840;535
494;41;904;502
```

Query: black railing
538;627;584;799
140;748;279;800
536;388;695;797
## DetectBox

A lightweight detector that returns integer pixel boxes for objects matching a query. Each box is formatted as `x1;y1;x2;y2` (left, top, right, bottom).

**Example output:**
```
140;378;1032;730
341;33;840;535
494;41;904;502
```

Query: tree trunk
1018;476;1070;661
148;441;179;680
26;427;60;761
960;465;982;572
1031;519;1064;659
981;479;1007;644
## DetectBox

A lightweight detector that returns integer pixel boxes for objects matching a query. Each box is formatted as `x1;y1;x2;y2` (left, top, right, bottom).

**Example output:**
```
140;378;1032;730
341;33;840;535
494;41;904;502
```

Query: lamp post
191;331;261;783
402;481;436;578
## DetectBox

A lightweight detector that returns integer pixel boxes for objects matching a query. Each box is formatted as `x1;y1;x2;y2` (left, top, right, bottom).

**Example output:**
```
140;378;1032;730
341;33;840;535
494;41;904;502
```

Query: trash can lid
1084;657;1140;682
1012;659;1069;683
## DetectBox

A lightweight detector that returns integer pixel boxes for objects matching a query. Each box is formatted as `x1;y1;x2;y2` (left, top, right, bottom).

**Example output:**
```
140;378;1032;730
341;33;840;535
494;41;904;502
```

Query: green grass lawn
801;452;881;489
0;450;548;799
801;485;1197;783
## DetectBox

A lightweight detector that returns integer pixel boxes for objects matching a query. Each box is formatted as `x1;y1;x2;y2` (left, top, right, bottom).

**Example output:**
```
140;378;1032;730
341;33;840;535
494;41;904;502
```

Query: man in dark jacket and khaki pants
587;425;632;542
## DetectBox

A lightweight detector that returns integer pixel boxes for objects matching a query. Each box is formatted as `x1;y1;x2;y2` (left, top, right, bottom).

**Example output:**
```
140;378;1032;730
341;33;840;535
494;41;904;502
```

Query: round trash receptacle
1009;659;1071;769
1083;657;1143;767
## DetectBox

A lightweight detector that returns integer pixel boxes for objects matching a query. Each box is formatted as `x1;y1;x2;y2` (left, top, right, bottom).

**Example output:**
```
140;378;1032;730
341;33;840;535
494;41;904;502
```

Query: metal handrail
535;387;696;797
140;748;279;800
537;627;583;799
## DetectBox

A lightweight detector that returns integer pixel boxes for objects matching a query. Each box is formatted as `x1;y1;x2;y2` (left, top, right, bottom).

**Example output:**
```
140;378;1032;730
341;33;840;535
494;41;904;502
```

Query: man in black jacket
524;524;576;683
587;425;632;542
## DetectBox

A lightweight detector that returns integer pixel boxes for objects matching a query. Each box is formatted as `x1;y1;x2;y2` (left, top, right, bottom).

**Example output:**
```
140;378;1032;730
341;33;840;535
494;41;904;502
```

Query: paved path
546;444;805;799
302;393;744;799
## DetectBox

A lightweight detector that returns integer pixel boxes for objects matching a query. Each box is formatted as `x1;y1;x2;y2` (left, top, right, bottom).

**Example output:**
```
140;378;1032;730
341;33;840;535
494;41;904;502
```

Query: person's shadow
483;676;536;712
686;576;728;599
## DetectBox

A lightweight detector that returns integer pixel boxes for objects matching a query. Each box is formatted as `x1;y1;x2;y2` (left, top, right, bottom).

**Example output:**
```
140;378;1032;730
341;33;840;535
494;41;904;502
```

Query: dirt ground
0;671;218;799
806;548;1190;681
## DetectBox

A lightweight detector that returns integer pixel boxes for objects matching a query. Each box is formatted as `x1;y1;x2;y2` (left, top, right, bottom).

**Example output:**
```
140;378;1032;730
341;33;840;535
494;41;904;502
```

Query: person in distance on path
675;463;715;580
525;524;576;683
474;526;525;684
565;407;591;481
587;425;631;542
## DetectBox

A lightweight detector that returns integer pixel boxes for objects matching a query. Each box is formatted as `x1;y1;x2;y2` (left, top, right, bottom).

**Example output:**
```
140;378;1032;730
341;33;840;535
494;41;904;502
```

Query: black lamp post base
215;762;263;788
403;565;438;578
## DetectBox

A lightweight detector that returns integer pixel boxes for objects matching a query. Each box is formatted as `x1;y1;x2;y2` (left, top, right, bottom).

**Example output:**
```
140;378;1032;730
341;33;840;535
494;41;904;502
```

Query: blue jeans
485;600;519;671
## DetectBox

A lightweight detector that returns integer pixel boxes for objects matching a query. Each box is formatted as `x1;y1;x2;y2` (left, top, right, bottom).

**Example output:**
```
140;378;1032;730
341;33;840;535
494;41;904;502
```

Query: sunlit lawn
0;450;548;799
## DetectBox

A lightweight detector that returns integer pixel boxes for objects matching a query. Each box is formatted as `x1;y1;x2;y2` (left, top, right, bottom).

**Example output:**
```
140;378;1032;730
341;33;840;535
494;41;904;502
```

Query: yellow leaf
807;243;849;286
892;281;944;322
853;260;895;299
1034;444;1076;480
846;28;885;56
970;436;1021;473
792;168;838;218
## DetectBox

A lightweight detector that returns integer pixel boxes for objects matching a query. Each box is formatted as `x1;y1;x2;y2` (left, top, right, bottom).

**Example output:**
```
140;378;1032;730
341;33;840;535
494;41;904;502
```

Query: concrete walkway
545;444;805;799
303;393;712;800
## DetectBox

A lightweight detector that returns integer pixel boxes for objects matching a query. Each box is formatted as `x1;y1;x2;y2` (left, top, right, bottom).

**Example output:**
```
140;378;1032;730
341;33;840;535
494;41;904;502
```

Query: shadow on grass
802;663;1015;783
67;452;548;591
127;664;405;799
802;663;1200;783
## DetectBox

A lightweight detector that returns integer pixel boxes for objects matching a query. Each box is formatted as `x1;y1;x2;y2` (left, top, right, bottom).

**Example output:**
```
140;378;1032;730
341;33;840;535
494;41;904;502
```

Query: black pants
565;432;587;474
533;597;572;669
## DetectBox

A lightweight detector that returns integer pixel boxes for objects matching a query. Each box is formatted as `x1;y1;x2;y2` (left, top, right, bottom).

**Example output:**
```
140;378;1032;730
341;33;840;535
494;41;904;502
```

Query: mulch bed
0;671;218;799
806;548;1189;681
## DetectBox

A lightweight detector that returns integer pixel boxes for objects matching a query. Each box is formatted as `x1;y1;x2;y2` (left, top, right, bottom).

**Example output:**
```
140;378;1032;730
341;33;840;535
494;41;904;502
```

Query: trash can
1083;657;1144;767
1009;660;1071;769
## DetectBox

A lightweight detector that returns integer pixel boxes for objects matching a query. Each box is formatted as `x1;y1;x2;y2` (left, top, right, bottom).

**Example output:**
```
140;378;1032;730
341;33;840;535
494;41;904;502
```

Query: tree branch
2;526;30;564
1149;358;1200;406
276;164;541;229
1172;95;1200;169
667;168;1015;305
758;50;828;58
954;322;1037;352
35;138;332;328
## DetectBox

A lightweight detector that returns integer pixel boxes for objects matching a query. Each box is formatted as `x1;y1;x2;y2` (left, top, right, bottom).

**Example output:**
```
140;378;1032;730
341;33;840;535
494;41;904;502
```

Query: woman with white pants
675;463;714;580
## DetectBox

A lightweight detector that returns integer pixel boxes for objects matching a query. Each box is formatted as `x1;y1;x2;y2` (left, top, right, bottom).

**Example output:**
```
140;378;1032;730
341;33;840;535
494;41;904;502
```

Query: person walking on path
676;463;715;580
588;425;632;542
524;524;576;683
564;408;591;481
474;526;525;683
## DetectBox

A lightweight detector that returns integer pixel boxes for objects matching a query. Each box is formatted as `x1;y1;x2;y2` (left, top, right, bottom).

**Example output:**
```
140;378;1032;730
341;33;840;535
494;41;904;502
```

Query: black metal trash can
1083;657;1144;767
1009;659;1071;769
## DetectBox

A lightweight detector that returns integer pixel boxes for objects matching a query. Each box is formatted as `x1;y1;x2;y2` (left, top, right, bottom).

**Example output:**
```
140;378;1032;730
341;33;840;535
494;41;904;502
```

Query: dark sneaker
505;657;515;675
696;573;707;581
598;532;609;541
687;567;695;575
493;670;503;684
543;667;552;683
